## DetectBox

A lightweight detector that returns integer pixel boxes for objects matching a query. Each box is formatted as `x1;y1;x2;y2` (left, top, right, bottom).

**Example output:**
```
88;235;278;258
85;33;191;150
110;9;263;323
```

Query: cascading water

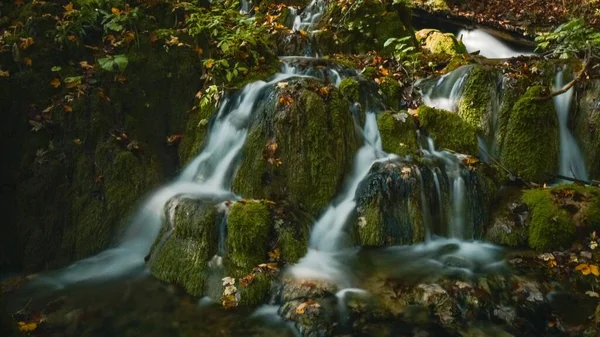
33;68;305;288
292;0;326;32
417;65;473;112
457;29;535;59
290;113;399;285
553;67;589;181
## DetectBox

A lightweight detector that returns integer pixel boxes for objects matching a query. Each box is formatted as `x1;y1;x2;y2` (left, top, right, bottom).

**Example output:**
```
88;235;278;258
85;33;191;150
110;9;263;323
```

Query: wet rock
377;111;419;157
416;29;467;56
574;79;600;178
500;85;559;183
418;105;479;155
485;187;529;247
523;184;600;251
353;161;424;247
149;198;219;296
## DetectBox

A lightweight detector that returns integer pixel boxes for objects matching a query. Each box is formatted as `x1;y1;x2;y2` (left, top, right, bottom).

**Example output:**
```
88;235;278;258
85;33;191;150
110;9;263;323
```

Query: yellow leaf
64;3;74;14
18;322;37;332
79;61;94;70
23;57;32;66
63;105;72;112
194;46;203;56
111;7;121;15
50;78;61;88
590;265;600;277
576;263;591;275
67;35;78;42
0;70;9;78
298;30;307;37
73;138;82;145
205;59;215;69
19;37;34;50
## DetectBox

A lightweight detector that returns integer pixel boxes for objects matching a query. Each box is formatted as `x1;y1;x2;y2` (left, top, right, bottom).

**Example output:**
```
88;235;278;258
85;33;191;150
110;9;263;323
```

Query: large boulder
417;105;479;155
500;86;559;183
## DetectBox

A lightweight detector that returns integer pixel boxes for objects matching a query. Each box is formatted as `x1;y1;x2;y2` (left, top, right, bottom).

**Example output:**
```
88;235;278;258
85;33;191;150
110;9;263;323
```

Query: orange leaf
590;265;600;277
19;37;34;50
50;78;61;88
79;61;94;70
111;7;121;15
64;3;75;14
23;57;32;66
576;263;591;275
166;134;184;145
63;105;72;113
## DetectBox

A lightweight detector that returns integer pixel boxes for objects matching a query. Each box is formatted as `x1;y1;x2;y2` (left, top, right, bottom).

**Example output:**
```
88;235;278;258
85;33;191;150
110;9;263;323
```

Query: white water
417;65;473;112
292;0;326;32
290;113;398;285
457;29;535;59
34;71;303;288
240;0;252;14
423;137;466;239
553;68;589;181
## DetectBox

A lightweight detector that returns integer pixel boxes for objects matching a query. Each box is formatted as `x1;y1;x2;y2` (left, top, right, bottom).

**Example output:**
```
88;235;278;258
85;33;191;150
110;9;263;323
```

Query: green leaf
64;76;83;83
113;54;128;72
51;66;62;72
105;21;124;32
226;71;233;82
98;57;115;72
384;38;395;48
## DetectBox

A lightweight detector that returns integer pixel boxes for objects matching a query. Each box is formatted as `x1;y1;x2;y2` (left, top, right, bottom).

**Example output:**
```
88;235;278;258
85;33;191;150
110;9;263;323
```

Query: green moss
500;86;558;183
380;77;402;108
574;79;600;178
227;201;271;270
232;81;358;216
419;30;467;56
151;201;218;296
523;189;574;251
178;103;217;166
377;111;419;156
237;273;272;306
458;66;500;135
279;225;309;264
417;105;478;154
339;78;360;102
357;200;383;246
361;67;379;80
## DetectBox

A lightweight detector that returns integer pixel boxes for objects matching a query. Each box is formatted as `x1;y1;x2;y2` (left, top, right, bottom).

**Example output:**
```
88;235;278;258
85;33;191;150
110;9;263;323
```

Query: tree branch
536;47;591;100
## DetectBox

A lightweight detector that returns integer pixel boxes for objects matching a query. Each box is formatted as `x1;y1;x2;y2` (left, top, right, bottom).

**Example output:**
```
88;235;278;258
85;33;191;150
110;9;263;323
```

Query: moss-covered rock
500;86;558;183
523;188;574;251
417;29;467;56
227;201;272;270
457;66;501;137
485;187;529;247
339;78;360;102
178;103;217;166
354;162;425;246
417;105;478;154
232;79;358;216
150;199;218;296
377;111;419;156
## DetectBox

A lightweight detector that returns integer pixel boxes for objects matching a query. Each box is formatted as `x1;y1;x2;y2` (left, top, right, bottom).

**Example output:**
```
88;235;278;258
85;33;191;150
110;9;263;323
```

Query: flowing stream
553;67;589;181
457;28;535;58
33;68;305;289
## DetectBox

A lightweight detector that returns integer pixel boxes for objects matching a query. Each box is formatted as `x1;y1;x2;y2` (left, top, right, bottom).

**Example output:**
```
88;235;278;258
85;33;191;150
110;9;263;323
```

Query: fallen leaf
268;248;280;261
18;322;37;332
166;134;184;145
0;70;9;77
73;138;82;145
50;78;61;88
23;57;32;66
63;105;72;112
586;291;599;298
276;82;288;89
239;273;255;288
205;58;215;69
79;61;94;70
19;37;34;50
111;7;121;15
295;300;319;314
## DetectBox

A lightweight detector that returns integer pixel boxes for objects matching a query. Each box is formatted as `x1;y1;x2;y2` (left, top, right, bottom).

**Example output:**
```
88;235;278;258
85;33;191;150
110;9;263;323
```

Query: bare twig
478;145;533;188
536;46;592;100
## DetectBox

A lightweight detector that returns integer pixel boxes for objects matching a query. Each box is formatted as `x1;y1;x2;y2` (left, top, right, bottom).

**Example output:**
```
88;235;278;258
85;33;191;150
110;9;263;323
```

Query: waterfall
423;137;467;239
553;67;589;181
417;65;473;112
292;0;327;32
35;69;304;288
290;112;399;285
457;29;535;59
240;0;252;14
